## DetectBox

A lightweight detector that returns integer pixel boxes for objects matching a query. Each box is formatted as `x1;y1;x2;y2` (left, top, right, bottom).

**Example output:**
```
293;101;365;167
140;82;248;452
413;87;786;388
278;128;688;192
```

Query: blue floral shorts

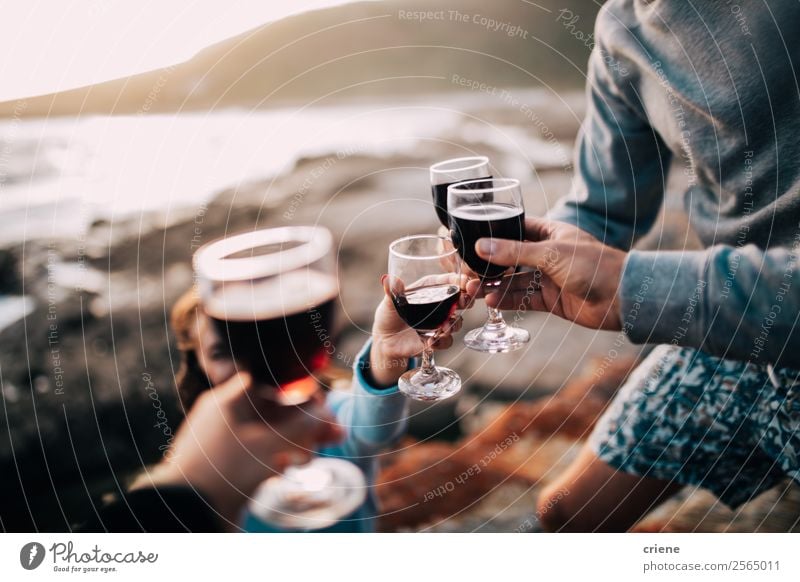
590;345;800;508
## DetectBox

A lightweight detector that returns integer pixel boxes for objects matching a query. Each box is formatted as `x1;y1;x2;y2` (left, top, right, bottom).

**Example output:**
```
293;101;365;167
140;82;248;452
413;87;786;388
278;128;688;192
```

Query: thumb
193;371;253;421
215;371;252;400
380;274;391;298
383;274;405;297
475;238;561;272
474;238;525;268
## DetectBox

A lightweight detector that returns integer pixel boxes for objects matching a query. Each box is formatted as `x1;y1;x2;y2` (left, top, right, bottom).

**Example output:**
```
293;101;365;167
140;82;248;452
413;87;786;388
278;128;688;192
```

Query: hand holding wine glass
386;235;464;401
466;217;626;331
368;273;469;388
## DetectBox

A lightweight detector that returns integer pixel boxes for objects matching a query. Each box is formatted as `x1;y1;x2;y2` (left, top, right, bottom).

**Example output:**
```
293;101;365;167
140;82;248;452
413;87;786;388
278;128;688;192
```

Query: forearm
342;340;410;455
546;42;668;251
619;244;800;367
365;338;409;388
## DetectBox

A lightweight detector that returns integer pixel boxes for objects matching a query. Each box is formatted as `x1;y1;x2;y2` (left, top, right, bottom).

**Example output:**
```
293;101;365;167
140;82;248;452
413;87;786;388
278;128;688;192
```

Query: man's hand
465;218;626;331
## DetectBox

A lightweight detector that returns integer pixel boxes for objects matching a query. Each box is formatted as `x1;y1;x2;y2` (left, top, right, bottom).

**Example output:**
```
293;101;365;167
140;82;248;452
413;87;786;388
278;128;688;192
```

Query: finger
431;335;453;351
466;278;484;299
215;371;252;399
437;314;461;336
483;270;542;299
461;294;476;310
413;272;460;287
486;286;551;311
237;426;315;472
212;371;260;418
475;238;561;272
385;274;406;298
485;288;546;311
524;216;557;241
265;403;344;448
485;276;558;311
452;274;475;309
383;273;409;298
449;314;463;332
465;271;519;300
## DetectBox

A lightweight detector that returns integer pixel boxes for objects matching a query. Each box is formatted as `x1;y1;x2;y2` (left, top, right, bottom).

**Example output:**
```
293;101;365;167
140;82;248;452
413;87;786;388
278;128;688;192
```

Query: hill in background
0;0;601;117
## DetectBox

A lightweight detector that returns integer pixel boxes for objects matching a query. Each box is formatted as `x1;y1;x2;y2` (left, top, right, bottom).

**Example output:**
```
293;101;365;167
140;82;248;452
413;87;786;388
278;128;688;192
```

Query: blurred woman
169;274;467;532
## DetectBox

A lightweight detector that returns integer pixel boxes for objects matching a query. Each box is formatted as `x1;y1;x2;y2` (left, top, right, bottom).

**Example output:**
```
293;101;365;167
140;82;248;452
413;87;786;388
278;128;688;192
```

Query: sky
0;0;382;102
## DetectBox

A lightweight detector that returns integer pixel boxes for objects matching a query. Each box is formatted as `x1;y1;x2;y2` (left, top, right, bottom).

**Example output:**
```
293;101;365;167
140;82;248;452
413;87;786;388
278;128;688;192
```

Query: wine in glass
388;234;462;401
193;226;366;530
430;156;492;228
448;178;530;353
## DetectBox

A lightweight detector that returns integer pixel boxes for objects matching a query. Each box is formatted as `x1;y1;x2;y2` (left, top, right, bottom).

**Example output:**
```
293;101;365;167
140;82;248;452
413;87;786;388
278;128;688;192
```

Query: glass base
247;457;367;531
398;366;461;402
464;321;530;353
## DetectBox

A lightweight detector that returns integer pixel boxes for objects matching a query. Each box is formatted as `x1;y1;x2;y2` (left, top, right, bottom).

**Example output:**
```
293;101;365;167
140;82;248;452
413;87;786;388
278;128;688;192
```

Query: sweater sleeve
547;22;670;250
326;340;410;459
619;242;800;368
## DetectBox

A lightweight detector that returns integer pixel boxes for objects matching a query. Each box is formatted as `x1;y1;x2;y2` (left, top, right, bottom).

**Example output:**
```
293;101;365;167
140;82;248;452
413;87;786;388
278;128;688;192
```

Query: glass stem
419;334;436;375
483;279;507;328
486;305;506;326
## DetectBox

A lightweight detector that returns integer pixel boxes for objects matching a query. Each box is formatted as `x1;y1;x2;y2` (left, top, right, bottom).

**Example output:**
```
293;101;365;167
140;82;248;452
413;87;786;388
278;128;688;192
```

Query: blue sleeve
547;20;669;250
326;340;410;459
619;244;800;368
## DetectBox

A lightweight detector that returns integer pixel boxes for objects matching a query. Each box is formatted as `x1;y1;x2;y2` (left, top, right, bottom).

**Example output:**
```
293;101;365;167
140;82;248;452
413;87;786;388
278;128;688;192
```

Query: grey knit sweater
549;0;800;368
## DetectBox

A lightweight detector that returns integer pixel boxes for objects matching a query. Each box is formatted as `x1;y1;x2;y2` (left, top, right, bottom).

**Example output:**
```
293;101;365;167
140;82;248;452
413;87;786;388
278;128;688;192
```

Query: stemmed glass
448;178;530;353
193;226;366;530
388;235;462;401
430;156;492;228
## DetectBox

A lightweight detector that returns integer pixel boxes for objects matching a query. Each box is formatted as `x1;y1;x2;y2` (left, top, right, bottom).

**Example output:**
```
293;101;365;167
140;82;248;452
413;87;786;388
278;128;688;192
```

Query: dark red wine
431;176;492;227
391;284;460;333
205;271;337;403
450;203;524;280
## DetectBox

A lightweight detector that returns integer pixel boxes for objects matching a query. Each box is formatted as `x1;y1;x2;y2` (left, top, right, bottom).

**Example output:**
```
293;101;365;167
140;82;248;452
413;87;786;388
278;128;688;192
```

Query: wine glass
388;234;462;401
448;178;530;353
430;156;491;228
193;226;366;530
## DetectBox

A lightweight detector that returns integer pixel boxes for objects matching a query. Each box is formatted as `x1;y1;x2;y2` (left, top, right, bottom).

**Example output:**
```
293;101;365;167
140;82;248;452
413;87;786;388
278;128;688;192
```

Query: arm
327;340;410;459
326;277;470;457
468;219;800;368
620;243;800;368
548;30;670;250
82;373;341;532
